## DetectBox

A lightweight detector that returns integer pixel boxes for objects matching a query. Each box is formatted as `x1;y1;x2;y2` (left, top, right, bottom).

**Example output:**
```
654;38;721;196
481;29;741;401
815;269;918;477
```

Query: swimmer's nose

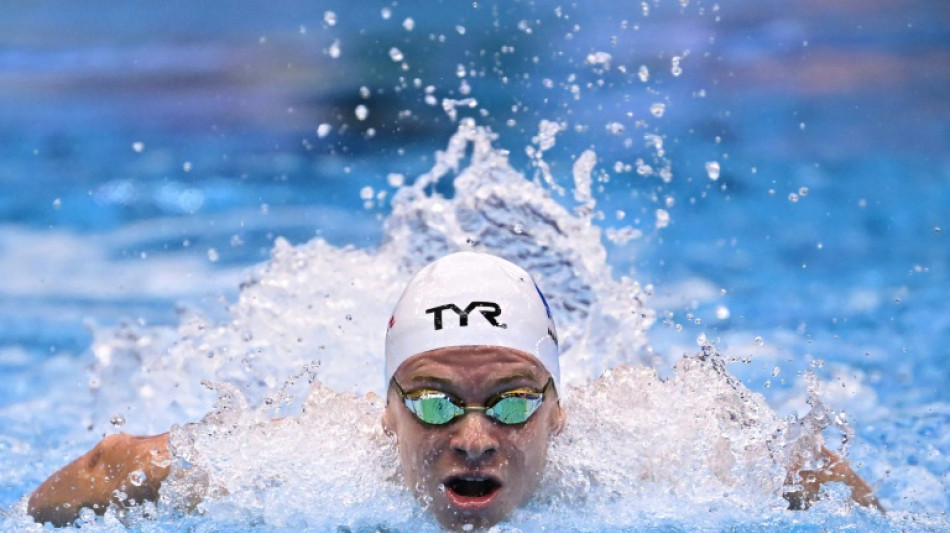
451;413;498;462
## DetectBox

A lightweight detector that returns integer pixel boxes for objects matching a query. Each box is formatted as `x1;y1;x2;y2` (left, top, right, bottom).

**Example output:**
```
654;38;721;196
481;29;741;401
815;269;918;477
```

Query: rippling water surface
1;1;948;531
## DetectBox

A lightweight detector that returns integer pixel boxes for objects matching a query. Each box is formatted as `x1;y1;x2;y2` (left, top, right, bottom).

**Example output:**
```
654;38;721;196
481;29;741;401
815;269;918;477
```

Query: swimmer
27;251;883;528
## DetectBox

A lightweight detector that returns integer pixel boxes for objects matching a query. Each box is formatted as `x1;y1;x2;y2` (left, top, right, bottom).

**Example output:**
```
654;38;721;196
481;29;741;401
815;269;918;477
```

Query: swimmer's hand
28;433;171;527
784;446;884;513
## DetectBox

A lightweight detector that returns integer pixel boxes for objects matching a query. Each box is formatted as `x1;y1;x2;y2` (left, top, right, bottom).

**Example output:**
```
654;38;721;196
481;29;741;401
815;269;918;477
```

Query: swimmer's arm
28;432;171;527
784;445;884;513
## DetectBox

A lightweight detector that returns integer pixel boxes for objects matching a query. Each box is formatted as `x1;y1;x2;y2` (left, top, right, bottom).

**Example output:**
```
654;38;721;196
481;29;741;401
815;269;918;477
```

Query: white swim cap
385;251;560;390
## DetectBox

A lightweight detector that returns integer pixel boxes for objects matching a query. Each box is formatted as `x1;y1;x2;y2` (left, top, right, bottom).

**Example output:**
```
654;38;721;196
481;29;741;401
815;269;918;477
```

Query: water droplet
52;198;62;210
110;414;126;427
388;47;404;62
670;56;683;77
655;208;670;229
182;161;192;172
355;105;369;121
402;17;415;31
754;336;764;346
650;103;665;117
132;141;145;153
798;186;809;196
771;366;781;377
327;39;341;59
696;333;708;346
705;161;720;181
387;173;405;187
128;470;146;487
638;65;649;82
207;248;219;262
316;123;332;138
359;186;374;201
715;306;730;320
605;122;625;135
788;193;800;203
323;11;337;26
935;226;942;234
513;223;524;234
380;7;392;19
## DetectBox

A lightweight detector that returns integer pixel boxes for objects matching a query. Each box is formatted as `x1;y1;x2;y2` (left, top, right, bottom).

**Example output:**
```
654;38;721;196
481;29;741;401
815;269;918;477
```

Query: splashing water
3;120;922;531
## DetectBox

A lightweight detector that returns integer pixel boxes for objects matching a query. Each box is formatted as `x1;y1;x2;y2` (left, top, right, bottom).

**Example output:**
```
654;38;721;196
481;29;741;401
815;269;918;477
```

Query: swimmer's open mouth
445;475;502;498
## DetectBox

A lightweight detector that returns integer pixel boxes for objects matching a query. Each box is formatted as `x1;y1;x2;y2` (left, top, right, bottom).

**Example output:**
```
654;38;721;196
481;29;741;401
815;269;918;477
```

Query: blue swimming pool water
1;1;948;531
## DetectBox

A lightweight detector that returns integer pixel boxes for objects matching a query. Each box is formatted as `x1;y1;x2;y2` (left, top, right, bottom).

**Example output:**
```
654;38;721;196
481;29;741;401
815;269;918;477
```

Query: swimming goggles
391;378;553;425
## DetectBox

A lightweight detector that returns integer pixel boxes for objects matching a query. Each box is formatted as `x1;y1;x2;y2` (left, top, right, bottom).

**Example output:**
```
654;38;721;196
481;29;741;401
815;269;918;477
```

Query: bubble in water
788;193;800;203
771;366;781;377
705;161;720;181
934;226;941;234
128;469;146;487
110;414;126;427
715;306;730;320
402;17;415;31
355;105;369;121
650;103;665;117
638;65;649;82
655;208;670;229
388;47;404;62
323;11;337;26
513;223;524;234
317;123;332;138
754;336;764;346
183;161;193;172
360;186;374;201
605;122;625;135
207;248;219;262
380;7;392;19
132;141;145;153
798;186;809;196
52;198;62;210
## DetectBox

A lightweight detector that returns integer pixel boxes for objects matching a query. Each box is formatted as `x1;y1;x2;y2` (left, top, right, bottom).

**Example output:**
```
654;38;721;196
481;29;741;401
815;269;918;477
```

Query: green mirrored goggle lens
405;392;466;425
485;394;543;424
402;389;545;425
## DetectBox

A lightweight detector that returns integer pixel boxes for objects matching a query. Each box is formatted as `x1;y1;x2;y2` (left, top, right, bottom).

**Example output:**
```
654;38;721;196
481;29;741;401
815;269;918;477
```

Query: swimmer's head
384;251;560;391
383;252;564;530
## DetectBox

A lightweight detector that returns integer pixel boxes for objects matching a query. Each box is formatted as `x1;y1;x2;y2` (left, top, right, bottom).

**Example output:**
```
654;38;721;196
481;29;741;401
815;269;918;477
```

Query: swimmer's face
382;346;565;530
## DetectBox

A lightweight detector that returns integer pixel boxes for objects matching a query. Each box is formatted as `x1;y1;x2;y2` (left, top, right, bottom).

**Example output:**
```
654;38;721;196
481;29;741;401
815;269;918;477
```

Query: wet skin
382;346;565;531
